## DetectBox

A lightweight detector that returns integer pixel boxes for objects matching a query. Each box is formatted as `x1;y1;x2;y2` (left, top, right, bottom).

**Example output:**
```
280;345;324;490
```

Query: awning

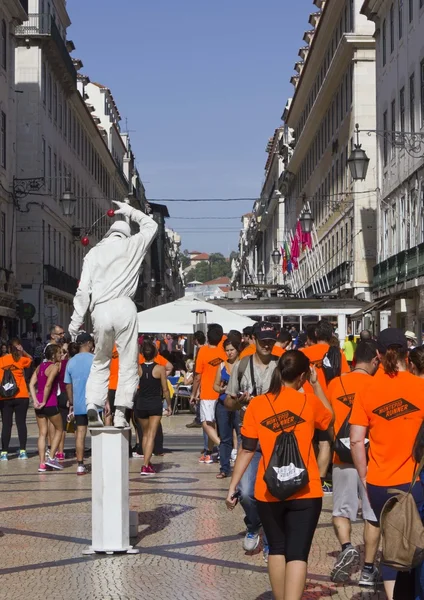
350;298;393;319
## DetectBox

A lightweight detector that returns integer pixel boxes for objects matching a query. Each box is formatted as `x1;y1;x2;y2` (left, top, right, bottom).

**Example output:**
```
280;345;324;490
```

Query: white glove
69;324;80;342
112;200;133;219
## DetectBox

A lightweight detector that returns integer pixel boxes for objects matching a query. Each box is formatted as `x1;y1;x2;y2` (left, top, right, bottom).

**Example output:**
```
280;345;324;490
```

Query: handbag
333;377;369;464
263;393;309;501
0;368;19;398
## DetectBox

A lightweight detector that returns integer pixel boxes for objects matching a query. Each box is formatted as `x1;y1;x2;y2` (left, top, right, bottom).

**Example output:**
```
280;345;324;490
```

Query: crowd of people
2;319;424;600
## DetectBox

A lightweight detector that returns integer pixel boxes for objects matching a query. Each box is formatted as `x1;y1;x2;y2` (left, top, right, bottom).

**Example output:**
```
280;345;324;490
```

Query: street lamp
271;248;281;266
60;184;77;217
347;124;370;181
150;277;156;289
160;286;166;297
257;268;265;285
299;209;314;234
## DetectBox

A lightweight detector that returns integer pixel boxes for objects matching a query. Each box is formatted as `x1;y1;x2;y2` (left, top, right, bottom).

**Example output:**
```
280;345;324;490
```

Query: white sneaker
87;404;104;427
77;464;88;476
114;408;129;428
230;448;238;462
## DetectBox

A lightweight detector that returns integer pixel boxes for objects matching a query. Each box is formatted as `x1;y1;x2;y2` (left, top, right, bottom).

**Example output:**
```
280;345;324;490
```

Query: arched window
1;20;6;70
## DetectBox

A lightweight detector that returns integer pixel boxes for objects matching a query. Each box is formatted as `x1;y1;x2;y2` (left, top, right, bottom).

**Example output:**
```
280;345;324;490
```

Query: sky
69;0;310;254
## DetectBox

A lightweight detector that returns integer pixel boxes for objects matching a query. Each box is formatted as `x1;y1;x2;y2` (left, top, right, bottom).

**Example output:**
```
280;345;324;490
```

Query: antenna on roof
123;117;136;134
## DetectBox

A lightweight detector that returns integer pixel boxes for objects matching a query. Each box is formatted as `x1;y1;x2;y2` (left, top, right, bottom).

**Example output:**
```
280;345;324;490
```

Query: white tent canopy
137;297;255;334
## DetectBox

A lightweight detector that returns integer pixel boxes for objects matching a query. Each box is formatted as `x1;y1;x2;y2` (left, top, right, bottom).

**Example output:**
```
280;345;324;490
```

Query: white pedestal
83;426;138;555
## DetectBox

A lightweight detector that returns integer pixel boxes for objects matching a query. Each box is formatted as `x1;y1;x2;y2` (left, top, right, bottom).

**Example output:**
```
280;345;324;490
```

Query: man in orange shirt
302;320;350;495
327;341;380;586
190;323;226;463
272;330;292;358
239;326;255;359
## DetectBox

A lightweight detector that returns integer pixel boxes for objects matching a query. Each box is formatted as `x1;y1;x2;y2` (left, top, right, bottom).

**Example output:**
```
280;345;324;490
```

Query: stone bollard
83;426;138;555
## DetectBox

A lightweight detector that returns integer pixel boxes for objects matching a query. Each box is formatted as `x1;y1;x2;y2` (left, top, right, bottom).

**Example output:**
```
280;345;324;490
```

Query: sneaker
0;451;8;462
38;463;47;472
46;457;64;470
56;452;65;461
330;546;360;583
132;451;144;458
77;464;88;476
243;531;260;552
45;448;50;459
186;421;202;428
113;408;129;428
359;566;382;587
203;455;213;464
147;464;156;474
198;454;207;463
263;543;269;564
230;448;238;462
87;405;104;427
140;465;154;476
18;450;28;460
322;481;333;495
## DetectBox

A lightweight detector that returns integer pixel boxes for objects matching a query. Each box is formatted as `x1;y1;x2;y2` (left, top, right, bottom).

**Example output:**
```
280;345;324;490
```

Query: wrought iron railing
44;264;78;296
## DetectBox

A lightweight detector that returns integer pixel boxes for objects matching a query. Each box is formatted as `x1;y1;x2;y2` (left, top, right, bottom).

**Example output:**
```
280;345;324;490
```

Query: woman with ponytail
226;350;333;600
350;328;424;599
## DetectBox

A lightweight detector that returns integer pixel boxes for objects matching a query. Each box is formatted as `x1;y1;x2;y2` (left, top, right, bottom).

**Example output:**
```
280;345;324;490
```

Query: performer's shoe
87;404;104;427
114;408;129;429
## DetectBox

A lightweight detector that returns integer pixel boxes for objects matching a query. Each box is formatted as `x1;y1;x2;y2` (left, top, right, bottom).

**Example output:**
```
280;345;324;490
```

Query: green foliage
185;252;232;283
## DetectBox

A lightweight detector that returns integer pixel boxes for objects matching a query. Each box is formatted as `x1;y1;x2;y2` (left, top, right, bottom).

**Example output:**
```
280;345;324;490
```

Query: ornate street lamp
257;268;265;285
299;209;314;234
150;277;156;289
271;248;281;266
60;183;77;217
347;124;370;181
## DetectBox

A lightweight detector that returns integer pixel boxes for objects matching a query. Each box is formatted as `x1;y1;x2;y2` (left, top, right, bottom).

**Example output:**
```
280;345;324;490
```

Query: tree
185;253;232;283
180;249;191;269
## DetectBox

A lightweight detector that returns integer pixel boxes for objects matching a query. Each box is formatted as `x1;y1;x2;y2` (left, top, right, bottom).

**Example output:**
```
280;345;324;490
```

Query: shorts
199;400;217;423
332;464;377;522
75;414;88;427
135;406;163;419
314;428;332;443
257;498;322;561
35;405;59;417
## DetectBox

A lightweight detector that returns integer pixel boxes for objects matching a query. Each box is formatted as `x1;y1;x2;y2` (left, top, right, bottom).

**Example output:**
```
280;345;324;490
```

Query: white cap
104;221;131;239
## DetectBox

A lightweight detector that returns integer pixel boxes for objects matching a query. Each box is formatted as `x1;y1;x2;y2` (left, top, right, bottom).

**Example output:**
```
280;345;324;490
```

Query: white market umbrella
137;297;255;334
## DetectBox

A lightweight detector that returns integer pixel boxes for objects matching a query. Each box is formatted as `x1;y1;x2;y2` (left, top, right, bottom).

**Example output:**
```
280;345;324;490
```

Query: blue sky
69;0;310;254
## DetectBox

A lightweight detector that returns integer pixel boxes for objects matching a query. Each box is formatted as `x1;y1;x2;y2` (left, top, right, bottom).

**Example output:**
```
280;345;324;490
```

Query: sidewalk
0;413;385;600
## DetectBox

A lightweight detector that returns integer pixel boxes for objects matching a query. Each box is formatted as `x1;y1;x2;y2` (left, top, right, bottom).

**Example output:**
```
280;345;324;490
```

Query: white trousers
86;297;139;411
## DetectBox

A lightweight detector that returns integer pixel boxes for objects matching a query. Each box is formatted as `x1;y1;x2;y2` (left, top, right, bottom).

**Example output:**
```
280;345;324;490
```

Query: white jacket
70;208;158;332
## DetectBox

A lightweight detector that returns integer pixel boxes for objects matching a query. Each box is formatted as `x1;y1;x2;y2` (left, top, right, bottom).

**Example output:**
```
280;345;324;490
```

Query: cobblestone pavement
0;414;385;600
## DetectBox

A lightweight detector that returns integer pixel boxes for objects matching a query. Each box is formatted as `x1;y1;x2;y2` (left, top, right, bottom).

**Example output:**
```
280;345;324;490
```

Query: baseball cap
76;332;93;344
104;221;131;239
253;321;277;341
376;328;408;353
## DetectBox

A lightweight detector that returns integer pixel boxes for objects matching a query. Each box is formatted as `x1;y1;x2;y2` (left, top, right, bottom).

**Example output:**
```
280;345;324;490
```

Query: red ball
81;237;90;247
107;209;115;218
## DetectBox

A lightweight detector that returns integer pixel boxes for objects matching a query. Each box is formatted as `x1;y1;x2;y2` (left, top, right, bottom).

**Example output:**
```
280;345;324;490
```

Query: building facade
362;0;424;337
0;0;28;340
283;0;377;300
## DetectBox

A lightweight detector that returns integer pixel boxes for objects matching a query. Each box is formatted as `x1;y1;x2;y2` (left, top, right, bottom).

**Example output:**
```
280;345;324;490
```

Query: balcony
305;261;351;297
15;14;76;93
44;264;78;296
373;243;424;292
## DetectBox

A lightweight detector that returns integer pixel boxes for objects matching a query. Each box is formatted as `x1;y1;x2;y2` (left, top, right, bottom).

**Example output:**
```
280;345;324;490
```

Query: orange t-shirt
239;343;256;359
327;372;371;465
301;343;350;394
272;346;285;358
139;354;168;367
109;346;119;391
195;345;226;400
242;388;333;502
350;371;424;486
0;354;32;398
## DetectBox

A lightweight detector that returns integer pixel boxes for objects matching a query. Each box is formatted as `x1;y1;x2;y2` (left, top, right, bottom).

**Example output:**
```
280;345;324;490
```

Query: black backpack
0;368;19;398
263;394;309;500
322;346;342;384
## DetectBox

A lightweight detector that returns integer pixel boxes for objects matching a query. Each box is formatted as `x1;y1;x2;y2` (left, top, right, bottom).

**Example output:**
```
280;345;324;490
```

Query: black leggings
257;497;322;561
0;398;29;451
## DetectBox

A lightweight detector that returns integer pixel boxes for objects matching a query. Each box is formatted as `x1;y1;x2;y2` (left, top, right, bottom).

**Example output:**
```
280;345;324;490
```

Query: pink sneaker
56;452;65;461
147;464;156;474
38;463;47;472
140;465;156;476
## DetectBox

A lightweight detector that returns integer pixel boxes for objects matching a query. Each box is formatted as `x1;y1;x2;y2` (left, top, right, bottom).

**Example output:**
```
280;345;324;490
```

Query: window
58;159;62;197
399;0;403;39
42;62;46;105
410;189;417;248
1;20;6;70
391;99;396;158
47;224;51;264
48;146;52;191
0;111;5;168
421;61;424;126
400;87;405;132
53;153;57;198
0;212;5;268
390;4;395;53
383;209;389;259
42;137;46;176
409;0;413;22
63;101;67;138
400;196;406;249
410;73;415;132
58;91;62;130
47;72;52;115
382;19;387;66
383;110;388;166
53;82;57;122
